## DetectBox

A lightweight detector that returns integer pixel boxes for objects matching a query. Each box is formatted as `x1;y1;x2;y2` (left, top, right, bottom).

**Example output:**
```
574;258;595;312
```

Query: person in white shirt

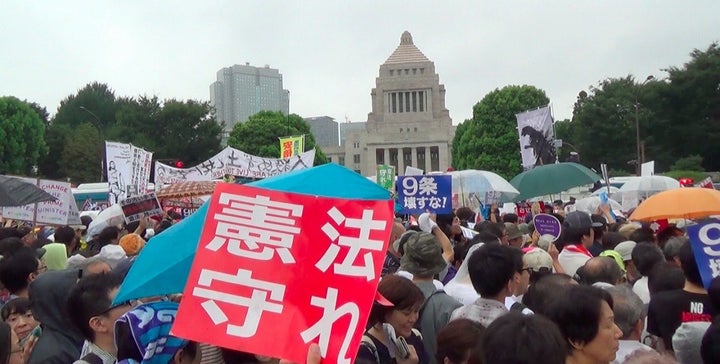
598;284;656;363
557;211;603;277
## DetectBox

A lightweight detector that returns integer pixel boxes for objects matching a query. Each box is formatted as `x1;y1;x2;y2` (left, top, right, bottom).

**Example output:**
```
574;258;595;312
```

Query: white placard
1;177;81;225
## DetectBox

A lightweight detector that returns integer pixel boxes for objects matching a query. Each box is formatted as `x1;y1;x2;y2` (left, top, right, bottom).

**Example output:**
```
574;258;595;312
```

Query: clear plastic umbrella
618;176;681;198
447;170;520;204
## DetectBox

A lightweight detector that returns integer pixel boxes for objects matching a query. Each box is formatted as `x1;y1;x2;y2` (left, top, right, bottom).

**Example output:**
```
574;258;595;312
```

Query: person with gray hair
600;284;656;363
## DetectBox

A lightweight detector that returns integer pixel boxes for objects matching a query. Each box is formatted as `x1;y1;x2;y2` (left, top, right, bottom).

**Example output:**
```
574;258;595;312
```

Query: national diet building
325;31;456;176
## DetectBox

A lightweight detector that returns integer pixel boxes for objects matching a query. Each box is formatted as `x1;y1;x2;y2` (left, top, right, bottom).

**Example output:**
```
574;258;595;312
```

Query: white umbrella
573;196;623;215
447;170;520;203
592;186;622;200
87;204;125;238
619;176;681;198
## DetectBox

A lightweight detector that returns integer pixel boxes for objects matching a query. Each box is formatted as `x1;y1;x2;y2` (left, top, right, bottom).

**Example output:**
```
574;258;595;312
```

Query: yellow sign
279;135;304;158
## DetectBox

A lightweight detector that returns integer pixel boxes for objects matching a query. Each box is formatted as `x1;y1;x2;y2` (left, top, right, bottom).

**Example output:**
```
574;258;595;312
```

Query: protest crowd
1;164;720;364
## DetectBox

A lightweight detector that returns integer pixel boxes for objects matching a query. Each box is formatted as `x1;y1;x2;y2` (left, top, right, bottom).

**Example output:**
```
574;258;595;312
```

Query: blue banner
396;175;452;214
687;219;720;289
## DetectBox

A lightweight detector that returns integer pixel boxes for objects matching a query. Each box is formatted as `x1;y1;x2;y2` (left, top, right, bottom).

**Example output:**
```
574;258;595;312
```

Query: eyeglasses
97;299;139;316
518;267;533;274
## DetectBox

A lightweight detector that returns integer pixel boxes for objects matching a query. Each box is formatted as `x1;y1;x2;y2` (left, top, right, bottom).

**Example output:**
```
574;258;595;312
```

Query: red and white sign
172;184;394;363
697;177;714;189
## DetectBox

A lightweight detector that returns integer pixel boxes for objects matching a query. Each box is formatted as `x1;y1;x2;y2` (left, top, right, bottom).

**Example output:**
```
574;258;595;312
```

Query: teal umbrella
114;163;392;304
509;163;601;201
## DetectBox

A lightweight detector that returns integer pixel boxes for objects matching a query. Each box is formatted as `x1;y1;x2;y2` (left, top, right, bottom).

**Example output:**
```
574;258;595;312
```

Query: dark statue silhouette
521;126;556;167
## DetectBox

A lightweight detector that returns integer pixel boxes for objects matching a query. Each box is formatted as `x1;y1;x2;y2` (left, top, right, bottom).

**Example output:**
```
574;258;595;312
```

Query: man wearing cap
557;211;603;277
504;223;524;249
399;231;461;363
615;241;638;283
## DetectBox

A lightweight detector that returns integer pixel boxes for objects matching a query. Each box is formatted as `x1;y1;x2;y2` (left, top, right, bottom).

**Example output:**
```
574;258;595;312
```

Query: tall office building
304;116;339;147
210;63;290;132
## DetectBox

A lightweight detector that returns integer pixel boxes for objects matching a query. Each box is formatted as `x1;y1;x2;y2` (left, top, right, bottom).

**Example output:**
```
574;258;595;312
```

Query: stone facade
340;31;455;176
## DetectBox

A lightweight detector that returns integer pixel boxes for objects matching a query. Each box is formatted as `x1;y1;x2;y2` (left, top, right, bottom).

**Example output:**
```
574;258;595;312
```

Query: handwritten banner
155;147;316;185
172;184;393;363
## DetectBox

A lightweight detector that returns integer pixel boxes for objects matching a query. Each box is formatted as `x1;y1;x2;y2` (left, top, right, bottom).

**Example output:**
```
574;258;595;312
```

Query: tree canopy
227;111;328;165
562;42;720;173
0;96;48;175
60;122;102;183
452;85;550;179
41;83;224;182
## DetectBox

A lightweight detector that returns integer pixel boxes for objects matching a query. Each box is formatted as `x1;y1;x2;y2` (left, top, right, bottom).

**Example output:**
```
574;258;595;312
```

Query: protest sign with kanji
119;193;163;223
172;184;394;364
376;165;395;191
396;175;452;214
687;219;720;289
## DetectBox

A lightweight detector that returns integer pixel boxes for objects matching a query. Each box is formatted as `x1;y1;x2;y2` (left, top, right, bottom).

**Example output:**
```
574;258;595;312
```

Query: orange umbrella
629;187;720;221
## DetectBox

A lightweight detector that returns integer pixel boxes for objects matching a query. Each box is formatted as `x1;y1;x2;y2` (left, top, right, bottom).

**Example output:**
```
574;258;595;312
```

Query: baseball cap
563;211;604;230
614;241;637;261
524;248;553;273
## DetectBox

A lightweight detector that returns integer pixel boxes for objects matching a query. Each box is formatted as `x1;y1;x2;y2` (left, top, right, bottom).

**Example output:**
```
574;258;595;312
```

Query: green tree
227;111;328;165
553;118;580;162
452;85;550;179
41;82;118;179
0;96;48;174
671;155;704;172
571;76;668;173
60;122;102;183
660;42;720;171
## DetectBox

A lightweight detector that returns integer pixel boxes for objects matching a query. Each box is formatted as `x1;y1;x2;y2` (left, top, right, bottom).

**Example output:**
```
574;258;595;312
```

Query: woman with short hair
546;285;623;364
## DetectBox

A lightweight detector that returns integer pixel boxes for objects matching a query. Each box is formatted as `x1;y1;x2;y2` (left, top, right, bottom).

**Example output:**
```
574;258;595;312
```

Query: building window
420;68;425;74
399;92;404;113
405;92;410;112
353;154;360;164
412;68;417;74
391;92;397;113
339;156;345;165
404;69;409;75
412;92;417;112
414;127;418;132
376;149;385;164
389;70;394;76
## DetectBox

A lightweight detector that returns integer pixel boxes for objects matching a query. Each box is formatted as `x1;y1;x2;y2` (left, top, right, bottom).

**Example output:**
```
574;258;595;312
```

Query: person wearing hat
381;221;406;277
557;211;603;277
614;241;638;283
399;231;461;362
504;223;524;249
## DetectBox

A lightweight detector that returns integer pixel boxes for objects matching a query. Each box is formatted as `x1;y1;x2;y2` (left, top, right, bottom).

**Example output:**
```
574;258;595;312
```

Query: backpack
360;329;423;364
414;289;445;329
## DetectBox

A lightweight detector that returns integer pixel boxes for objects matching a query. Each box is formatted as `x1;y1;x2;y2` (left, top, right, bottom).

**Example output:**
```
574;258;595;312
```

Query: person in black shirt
647;240;715;352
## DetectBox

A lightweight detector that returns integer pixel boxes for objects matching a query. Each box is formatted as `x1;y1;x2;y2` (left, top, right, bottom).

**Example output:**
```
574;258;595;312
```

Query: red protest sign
172;183;393;364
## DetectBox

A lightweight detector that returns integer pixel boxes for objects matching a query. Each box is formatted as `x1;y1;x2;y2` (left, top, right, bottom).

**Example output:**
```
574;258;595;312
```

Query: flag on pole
279;135;305;158
515;105;556;170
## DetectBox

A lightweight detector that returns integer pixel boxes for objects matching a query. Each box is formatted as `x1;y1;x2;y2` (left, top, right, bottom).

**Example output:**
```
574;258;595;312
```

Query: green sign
376;165;395;190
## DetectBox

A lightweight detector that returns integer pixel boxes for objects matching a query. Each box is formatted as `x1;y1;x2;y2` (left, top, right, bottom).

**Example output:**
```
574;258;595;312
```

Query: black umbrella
0;175;58;207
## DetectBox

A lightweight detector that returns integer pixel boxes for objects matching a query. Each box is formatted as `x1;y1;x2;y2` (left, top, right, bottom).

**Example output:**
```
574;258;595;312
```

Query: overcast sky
2;1;718;125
